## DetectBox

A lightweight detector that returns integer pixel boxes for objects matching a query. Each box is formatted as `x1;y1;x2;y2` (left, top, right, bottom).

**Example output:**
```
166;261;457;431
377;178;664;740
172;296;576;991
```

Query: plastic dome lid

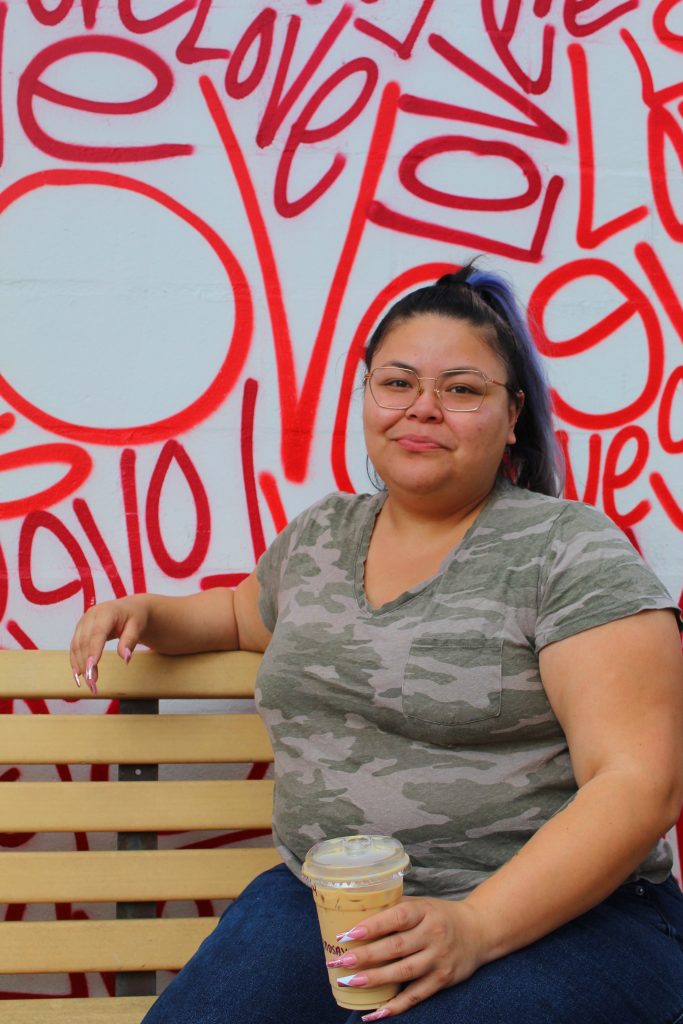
302;835;410;889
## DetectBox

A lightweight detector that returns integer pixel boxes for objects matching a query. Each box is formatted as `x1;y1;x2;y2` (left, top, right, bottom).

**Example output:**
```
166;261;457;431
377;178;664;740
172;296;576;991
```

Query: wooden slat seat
0;714;272;764
0;779;274;832
0;649;276;1023
0;996;156;1024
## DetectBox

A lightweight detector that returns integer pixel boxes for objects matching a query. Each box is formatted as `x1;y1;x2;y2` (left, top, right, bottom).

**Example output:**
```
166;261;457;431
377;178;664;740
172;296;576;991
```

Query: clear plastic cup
302;835;410;1011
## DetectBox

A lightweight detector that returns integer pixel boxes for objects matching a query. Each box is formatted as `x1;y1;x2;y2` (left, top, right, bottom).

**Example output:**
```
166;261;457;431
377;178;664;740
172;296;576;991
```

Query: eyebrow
380;361;484;373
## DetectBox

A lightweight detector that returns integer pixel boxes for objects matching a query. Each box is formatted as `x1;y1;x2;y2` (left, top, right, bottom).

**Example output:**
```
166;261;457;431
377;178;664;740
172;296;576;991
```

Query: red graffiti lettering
5;620;38;651
623;29;683;243
224;9;275;98
602;426;652;530
274;57;378;217
399;135;542;212
118;0;197;34
0;4;6;169
0;171;253;444
240;380;266;562
258;472;288;534
146;441;211;578
649;105;683;242
0;541;7;623
202;75;399;481
354;0;436;59
369;31;566;262
176;0;230;64
650;472;683;530
416;33;568;143
72;498;128;598
481;0;555;94
658;368;683;454
0;444;92;520
556;431;602;505
564;0;639;37
569;42;648;248
636;242;683;344
529;259;665;428
120;449;147;594
27;0;75;25
18;36;193;163
256;4;353;148
654;0;683;51
19;511;95;608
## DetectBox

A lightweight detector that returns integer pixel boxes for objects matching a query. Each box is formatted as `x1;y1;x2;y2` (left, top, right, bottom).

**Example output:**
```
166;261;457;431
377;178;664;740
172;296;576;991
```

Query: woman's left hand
326;896;487;1020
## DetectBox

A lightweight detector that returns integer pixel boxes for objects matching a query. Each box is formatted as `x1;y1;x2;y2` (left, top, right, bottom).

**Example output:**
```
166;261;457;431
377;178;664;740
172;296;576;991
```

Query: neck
380;479;498;535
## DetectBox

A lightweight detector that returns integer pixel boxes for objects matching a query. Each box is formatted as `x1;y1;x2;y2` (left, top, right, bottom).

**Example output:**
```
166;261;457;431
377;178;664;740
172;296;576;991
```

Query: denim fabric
141;864;683;1024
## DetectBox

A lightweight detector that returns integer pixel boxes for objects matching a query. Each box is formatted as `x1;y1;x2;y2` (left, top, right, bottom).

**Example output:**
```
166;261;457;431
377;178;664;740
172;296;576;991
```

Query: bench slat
0;848;280;903
0;918;218;973
0;649;261;699
0;996;155;1024
0;780;274;832
0;714;273;765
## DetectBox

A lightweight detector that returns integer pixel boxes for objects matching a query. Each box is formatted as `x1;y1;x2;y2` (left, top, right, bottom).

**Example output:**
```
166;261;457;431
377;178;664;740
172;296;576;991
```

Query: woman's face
363;313;521;505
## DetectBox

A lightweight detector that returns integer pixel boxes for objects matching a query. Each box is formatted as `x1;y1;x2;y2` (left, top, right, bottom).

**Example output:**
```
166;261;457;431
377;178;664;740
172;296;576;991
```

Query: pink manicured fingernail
327;953;357;969
85;658;98;695
73;672;81;688
337;973;368;988
362;1009;390;1021
336;926;368;942
124;647;132;665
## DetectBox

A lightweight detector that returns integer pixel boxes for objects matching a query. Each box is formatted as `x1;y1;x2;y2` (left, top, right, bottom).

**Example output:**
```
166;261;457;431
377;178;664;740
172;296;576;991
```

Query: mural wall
1;0;682;999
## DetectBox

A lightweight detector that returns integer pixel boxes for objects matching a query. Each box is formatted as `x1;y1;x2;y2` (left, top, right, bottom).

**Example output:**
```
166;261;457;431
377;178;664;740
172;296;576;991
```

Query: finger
70;662;82;689
331;922;423;972
117;625;139;665
80;621;115;691
337;949;431;989
70;619;87;676
359;967;444;1021
338;899;424;944
84;655;99;696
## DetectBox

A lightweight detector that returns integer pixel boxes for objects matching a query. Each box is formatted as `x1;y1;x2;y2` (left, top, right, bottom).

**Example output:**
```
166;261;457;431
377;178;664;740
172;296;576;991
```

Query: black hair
364;259;564;496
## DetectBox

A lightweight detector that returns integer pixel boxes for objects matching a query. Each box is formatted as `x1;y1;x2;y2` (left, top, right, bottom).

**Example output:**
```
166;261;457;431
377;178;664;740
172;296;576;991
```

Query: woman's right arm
70;571;271;692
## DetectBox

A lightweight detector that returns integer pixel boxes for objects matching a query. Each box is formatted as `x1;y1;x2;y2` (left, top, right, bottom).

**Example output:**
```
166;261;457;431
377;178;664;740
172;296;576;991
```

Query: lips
395;434;446;452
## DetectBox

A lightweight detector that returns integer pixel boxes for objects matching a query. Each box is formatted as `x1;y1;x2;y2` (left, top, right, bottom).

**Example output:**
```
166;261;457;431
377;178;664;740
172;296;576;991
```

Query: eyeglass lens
369;367;488;411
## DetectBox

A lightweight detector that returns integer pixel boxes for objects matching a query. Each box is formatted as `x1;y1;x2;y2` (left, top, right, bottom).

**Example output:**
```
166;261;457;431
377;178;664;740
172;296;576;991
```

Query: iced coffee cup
302;834;410;1012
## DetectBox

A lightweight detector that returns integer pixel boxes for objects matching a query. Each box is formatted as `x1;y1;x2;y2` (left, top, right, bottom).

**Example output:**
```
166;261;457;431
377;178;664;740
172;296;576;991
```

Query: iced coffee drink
302;835;410;1012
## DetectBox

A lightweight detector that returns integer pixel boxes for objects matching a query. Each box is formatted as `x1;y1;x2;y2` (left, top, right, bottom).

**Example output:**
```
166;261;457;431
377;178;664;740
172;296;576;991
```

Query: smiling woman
69;260;683;1024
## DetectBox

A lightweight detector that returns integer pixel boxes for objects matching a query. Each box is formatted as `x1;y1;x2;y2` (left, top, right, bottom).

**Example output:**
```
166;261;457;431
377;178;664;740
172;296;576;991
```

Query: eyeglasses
365;366;524;413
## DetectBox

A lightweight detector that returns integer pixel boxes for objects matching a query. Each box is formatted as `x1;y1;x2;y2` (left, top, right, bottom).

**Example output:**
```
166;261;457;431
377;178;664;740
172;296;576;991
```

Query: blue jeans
142;864;683;1024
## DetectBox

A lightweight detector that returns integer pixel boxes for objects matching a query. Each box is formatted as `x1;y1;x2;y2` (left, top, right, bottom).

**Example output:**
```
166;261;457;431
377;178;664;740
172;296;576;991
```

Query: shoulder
483;481;619;551
491;480;627;538
291;489;382;537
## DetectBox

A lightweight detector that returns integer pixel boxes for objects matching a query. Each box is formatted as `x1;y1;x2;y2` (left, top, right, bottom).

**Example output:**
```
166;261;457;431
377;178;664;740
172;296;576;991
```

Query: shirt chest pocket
402;637;503;734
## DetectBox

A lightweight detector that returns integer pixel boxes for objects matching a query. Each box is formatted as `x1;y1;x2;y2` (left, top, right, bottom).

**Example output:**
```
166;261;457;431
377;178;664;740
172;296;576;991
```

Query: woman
70;262;683;1024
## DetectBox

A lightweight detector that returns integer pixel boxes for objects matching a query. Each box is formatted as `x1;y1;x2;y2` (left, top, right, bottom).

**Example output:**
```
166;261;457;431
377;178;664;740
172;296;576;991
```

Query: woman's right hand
70;595;150;694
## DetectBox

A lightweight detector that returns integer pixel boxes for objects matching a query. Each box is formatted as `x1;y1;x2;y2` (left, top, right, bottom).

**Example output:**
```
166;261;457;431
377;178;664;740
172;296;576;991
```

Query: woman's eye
383;377;412;388
445;383;474;394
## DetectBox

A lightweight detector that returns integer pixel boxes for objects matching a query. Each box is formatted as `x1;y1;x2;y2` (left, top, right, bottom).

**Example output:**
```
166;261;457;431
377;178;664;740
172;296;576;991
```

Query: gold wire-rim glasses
364;366;524;413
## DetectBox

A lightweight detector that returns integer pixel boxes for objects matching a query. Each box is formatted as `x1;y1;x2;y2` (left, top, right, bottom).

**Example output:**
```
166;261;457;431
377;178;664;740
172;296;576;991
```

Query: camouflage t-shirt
255;479;678;898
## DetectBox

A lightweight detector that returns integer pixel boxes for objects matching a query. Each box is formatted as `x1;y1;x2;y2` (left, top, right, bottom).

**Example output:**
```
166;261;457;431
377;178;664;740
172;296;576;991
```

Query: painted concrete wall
1;0;682;999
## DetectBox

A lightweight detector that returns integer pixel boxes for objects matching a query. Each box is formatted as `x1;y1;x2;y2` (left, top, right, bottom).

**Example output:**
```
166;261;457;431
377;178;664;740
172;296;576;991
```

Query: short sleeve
535;502;680;651
255;514;302;633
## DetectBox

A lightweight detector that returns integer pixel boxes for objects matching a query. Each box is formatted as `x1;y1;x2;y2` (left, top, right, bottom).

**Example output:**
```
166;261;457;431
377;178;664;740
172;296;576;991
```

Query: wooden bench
0;648;278;1023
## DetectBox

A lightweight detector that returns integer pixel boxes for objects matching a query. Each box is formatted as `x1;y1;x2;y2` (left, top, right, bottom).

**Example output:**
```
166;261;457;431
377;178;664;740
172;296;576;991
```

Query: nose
407;382;442;421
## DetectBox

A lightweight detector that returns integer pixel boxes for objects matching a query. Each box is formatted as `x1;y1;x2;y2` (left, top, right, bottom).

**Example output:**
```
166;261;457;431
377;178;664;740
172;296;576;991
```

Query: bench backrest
0;649;277;998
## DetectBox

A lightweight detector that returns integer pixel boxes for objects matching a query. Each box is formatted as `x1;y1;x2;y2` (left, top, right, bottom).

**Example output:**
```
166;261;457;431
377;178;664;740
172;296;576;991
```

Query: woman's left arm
336;609;683;1021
